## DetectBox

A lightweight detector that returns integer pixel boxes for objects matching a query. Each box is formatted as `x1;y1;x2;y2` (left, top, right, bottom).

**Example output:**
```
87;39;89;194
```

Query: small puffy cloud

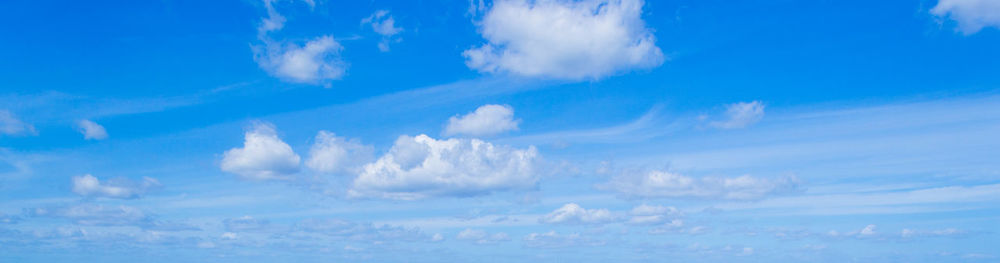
348;134;541;200
255;36;347;85
305;131;374;174
600;170;800;200
444;104;520;137
464;0;664;80
220;122;301;180
0;110;36;136
456;228;510;244
539;203;616;224
361;10;404;52
71;174;161;199
523;231;603;248
931;0;1000;35
710;101;765;129
77;120;108;140
627;204;682;226
859;224;876;236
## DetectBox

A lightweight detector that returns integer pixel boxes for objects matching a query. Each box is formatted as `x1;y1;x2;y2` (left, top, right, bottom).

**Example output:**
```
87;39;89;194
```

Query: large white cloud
600;170;799;200
77;119;108;140
464;0;664;80
539;203;616;224
348;134;541;200
0;110;36;136
710;101;765;129
305;131;375;174
220;122;301;180
931;0;1000;35
444;104;520;137
71;174;161;199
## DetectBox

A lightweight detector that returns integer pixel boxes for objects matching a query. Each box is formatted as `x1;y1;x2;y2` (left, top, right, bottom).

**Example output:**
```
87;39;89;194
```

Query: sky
1;0;999;262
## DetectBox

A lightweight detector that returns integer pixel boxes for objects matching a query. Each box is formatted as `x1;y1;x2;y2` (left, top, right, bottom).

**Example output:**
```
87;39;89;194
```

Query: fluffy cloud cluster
305;131;374;174
0;110;36;136
361;10;404;52
77;120;108;140
710;101;765;129
456;228;511;244
71;174;161;199
931;0;1000;35
220;123;301;180
444;104;520;137
601;170;800;200
253;0;346;85
464;0;664;80
539;203;615;224
348;134;541;200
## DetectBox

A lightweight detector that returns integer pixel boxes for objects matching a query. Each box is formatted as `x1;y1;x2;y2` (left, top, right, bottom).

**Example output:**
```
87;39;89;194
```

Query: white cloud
220;122;301;180
444;104;520;137
294;218;431;242
901;228;964;238
348;134;540;200
464;0;664;80
627;204;682;225
859;224;876;236
305;131;374;174
77;119;108;140
539;203;616;224
255;36;347;85
26;204;194;231
600;170;800;200
456;228;510;244
523;231;603;248
710;101;765;129
0;110;36;136
361;10;404;52
71;174;161;199
931;0;1000;35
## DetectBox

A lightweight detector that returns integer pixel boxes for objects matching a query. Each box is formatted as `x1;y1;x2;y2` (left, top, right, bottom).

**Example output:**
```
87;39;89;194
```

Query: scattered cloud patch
931;0;1000;35
456;228;510;244
901;228;965;238
77;120;108;140
361;10;404;52
254;0;347;85
627;204;683;226
444;104;520;137
348;134;541;200
600;170;800;200
220;122;301;180
0;110;36;136
710;101;765;129
295;218;430;242
25;204;195;231
71;174;161;199
539;203;616;224
464;0;664;80
305;131;374;174
523;231;604;248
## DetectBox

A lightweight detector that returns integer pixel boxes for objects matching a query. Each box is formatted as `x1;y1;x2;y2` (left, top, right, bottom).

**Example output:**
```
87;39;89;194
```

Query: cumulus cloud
71;174;161;199
931;0;1000;35
77;119;108;140
444;104;520;137
348;134;541;200
539;203;616;224
627;204;682;226
600;170;800;200
361;10;404;52
254;0;347;85
220;122;301;180
305;131;374;174
464;0;664;80
456;228;511;244
710;101;765;129
0;110;36;136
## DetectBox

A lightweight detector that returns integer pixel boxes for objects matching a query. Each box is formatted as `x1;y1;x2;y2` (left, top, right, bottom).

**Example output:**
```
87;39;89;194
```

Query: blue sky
1;0;999;262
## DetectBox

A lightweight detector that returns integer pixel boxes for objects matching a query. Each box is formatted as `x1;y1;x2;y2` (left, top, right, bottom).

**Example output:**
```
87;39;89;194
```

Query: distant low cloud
220;122;301;180
931;0;1000;35
444;104;520;137
0;110;36;136
464;0;664;80
361;10;404;52
710;101;765;129
539;203;616;224
25;204;195;231
456;228;510;244
348;134;541;200
523;231;604;248
77;120;108;140
71;174;161;199
627;204;683;226
305;131;375;174
600;170;799;200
